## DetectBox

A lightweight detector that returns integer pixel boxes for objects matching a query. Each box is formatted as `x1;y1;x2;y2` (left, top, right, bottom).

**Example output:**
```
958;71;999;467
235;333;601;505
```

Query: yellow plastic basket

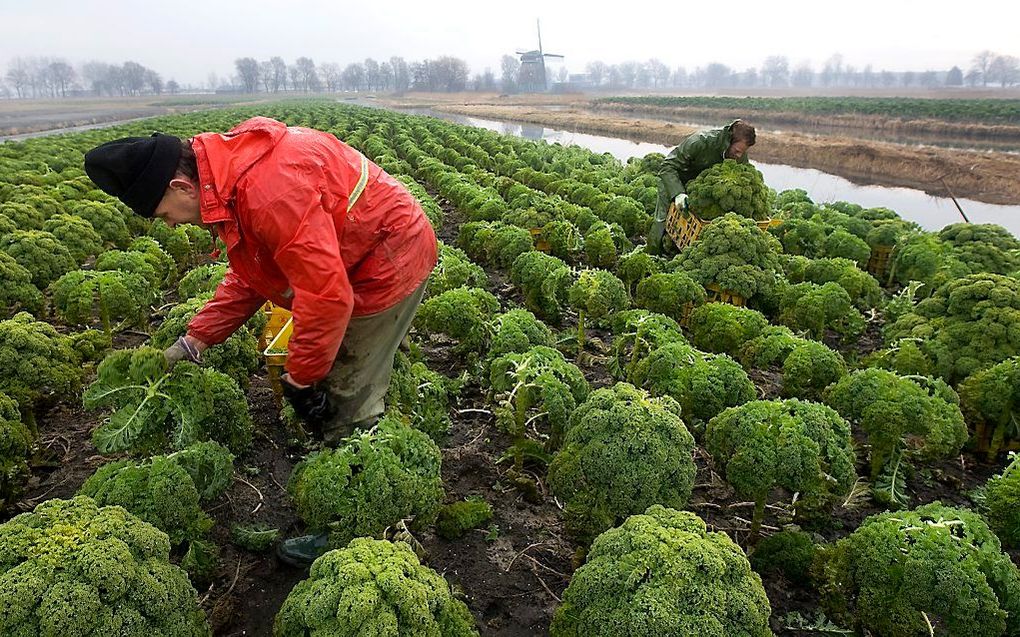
705;283;747;307
665;204;780;252
867;244;894;279
260;302;293;399
529;227;552;253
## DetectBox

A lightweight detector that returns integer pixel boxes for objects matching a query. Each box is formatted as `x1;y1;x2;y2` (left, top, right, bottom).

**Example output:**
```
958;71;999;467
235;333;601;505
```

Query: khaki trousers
321;280;427;445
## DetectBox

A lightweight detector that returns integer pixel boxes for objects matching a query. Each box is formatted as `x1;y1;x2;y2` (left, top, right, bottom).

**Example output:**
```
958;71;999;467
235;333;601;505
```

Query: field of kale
2;101;1020;636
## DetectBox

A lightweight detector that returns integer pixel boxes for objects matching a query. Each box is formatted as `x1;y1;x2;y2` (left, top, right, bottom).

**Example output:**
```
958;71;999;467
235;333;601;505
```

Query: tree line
2;49;1017;99
230;56;474;93
3;58;175;99
562;51;1019;91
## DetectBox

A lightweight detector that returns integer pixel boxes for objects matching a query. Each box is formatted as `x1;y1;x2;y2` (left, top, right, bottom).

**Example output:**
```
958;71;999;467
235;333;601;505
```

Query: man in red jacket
84;116;437;445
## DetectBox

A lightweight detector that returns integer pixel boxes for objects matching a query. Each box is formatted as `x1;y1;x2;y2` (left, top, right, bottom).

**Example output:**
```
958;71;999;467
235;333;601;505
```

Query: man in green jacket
647;119;757;254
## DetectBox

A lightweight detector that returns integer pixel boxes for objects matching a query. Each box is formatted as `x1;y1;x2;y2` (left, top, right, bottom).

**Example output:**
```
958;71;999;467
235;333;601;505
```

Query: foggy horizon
2;0;1018;88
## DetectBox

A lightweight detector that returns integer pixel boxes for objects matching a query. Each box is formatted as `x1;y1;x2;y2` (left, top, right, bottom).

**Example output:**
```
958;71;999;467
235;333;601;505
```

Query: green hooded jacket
648;120;749;254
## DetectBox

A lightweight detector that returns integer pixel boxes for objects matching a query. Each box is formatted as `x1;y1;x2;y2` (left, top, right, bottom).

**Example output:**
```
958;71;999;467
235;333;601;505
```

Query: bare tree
144;69;163;94
820;53;843;87
320;63;342;92
671;66;687;88
988;55;1020;87
702;62;732;88
122;61;147;95
288;65;301;92
258;61;274;93
618;61;639;88
647;58;670;88
791;61;813;87
5;58;30;98
479;67;496;91
586;61;606;87
270;57;287;92
295;57;317;92
363;58;380;91
46;60;75;97
965;68;982;87
207;72;220;92
761;56;789;87
235;57;259;93
342;63;365;91
390;57;410;92
81;61;114;96
410;61;428;90
635;63;652;88
607;65;622;89
971;50;995;86
379;62;394;91
429;56;469;92
166;79;180;94
862;64;875;88
500;54;520;92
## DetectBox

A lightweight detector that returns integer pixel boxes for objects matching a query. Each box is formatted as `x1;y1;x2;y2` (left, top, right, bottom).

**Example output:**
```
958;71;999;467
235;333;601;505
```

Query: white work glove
164;335;203;369
673;193;689;211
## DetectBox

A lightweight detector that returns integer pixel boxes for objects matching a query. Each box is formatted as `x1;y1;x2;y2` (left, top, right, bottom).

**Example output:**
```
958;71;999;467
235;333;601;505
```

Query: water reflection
399;107;1020;237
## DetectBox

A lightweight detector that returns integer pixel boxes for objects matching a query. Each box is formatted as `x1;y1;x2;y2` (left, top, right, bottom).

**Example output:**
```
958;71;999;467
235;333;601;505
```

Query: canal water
394;107;1020;237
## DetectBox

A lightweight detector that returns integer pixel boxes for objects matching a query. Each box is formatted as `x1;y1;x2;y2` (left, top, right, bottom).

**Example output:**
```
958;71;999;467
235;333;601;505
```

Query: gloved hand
164;336;202;368
673;193;689;212
282;376;335;429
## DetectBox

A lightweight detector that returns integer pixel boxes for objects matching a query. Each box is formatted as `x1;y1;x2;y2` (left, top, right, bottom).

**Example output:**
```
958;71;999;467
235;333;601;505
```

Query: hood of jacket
192;116;289;224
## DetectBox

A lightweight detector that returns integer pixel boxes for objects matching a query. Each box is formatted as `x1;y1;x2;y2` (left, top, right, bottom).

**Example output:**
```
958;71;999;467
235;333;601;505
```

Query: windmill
515;19;563;92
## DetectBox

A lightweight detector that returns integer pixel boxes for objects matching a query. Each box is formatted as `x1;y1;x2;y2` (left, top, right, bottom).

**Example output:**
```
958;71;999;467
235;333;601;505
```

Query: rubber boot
276;532;330;568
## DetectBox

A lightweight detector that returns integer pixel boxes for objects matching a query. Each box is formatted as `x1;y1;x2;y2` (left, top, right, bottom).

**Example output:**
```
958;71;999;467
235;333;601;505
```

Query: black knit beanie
83;132;182;217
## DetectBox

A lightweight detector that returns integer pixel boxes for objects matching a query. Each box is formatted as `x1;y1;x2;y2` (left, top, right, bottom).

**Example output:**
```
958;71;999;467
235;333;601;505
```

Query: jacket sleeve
253;185;353;387
186;268;266;346
658;138;703;200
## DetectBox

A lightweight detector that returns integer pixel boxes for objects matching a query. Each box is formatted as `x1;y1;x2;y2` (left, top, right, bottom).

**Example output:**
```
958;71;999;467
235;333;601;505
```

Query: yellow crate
665;204;706;252
259;302;293;350
529;227;551;253
261;302;293;399
867;244;894;280
705;283;746;307
665;204;780;252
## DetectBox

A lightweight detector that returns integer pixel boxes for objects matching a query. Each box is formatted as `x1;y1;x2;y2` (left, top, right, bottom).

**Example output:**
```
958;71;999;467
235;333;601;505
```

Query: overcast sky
2;0;1018;86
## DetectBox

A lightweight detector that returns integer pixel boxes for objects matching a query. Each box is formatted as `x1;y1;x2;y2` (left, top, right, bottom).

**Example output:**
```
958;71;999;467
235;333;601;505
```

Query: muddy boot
276;532;330;568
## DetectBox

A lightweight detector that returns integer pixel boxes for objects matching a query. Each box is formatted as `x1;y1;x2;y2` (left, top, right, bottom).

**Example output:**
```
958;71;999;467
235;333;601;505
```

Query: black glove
281;380;335;429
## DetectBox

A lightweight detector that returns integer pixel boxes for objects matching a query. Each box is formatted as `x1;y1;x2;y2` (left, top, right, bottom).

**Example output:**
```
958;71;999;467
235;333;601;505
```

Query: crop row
1;101;1019;635
594;95;1020;125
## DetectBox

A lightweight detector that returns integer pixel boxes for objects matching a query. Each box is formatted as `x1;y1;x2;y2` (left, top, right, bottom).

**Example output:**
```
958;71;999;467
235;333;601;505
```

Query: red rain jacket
185;117;437;385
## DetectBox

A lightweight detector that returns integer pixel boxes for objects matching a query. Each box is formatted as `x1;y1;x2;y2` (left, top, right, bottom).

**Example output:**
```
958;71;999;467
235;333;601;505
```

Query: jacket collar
192;117;288;225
